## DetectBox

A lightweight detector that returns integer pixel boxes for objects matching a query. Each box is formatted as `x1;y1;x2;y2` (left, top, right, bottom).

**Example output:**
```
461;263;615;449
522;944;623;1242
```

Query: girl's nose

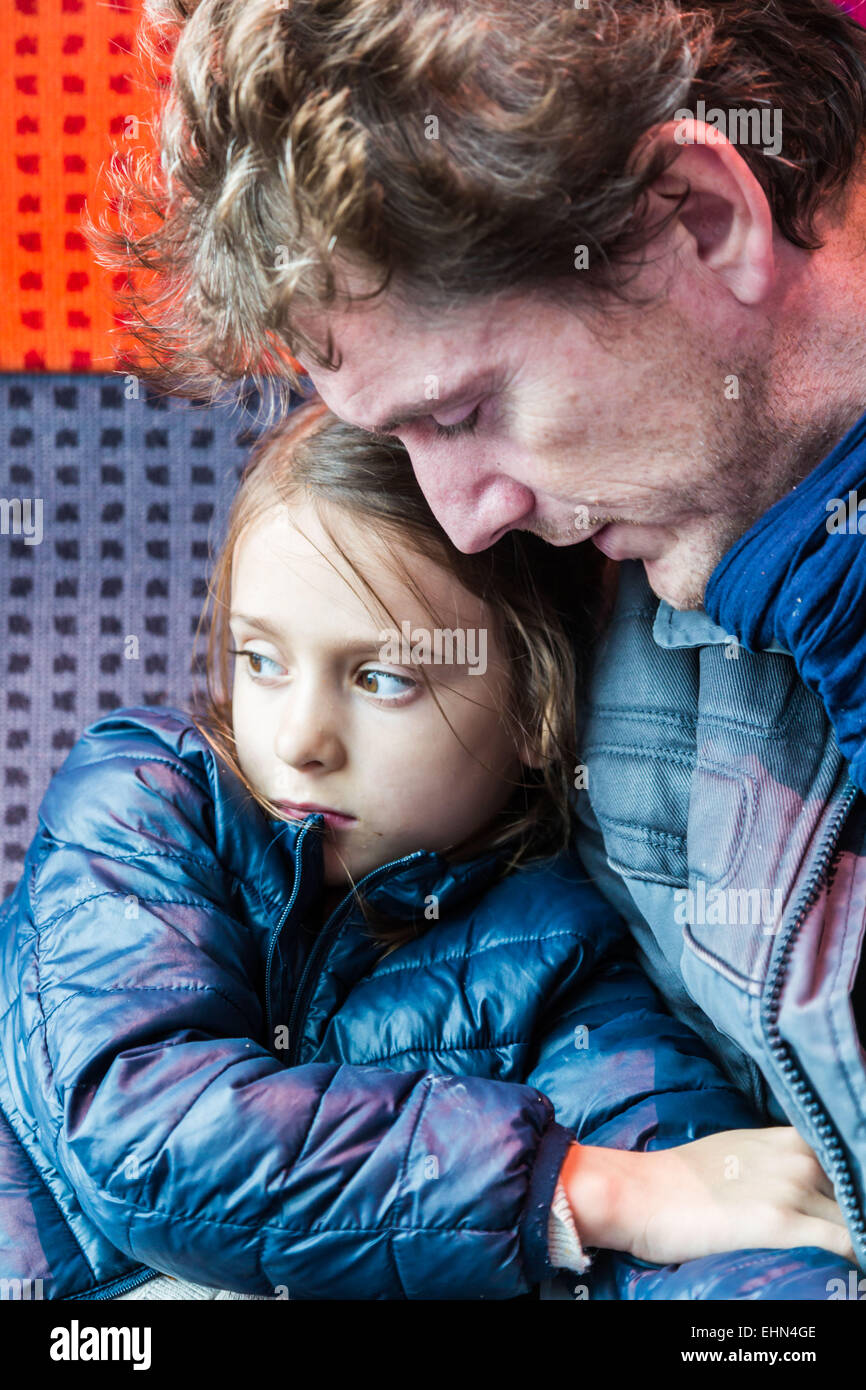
273;688;345;774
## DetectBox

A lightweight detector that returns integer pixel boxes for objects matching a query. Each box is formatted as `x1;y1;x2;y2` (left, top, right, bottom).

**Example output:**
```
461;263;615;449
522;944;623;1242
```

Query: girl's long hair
191;396;613;952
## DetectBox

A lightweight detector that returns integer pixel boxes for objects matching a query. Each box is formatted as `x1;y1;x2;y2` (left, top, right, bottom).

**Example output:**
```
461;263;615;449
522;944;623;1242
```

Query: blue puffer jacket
0;707;857;1300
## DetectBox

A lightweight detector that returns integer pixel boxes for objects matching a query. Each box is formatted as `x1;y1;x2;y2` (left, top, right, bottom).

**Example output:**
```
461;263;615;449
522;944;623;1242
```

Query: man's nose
409;451;536;554
273;681;345;775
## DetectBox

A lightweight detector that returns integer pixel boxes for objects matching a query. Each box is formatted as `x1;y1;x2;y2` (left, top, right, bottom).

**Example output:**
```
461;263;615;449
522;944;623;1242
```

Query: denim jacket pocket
583;743;691;887
681;761;778;985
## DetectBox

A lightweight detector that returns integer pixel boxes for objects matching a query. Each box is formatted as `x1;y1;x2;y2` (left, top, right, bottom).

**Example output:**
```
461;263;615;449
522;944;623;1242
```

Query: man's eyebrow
370;374;492;436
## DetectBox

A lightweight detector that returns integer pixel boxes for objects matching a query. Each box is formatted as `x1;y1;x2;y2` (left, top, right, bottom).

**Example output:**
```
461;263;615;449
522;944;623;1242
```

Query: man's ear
631;119;777;306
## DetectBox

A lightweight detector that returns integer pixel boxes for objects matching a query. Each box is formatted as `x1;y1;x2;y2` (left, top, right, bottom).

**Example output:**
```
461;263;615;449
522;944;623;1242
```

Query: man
100;0;866;1296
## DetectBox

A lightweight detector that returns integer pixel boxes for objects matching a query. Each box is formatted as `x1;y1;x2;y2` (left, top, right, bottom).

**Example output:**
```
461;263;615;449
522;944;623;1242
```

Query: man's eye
357;668;417;700
430;404;481;440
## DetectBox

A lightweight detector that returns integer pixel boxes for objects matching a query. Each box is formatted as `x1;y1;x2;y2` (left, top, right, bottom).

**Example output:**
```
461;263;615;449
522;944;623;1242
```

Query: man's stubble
633;332;862;611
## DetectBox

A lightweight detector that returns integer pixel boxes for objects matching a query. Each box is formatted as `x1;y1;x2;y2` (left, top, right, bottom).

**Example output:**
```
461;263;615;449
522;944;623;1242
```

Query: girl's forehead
230;497;490;631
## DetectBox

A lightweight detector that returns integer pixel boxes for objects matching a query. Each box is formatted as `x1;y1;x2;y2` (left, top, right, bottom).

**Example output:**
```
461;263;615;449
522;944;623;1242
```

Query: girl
0;399;854;1302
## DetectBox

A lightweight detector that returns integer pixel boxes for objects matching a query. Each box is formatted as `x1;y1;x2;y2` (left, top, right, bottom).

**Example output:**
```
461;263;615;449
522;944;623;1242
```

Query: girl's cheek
231;682;262;777
231;686;248;749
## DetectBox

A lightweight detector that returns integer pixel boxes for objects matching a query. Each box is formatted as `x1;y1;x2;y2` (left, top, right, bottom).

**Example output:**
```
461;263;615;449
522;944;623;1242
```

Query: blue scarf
705;408;866;791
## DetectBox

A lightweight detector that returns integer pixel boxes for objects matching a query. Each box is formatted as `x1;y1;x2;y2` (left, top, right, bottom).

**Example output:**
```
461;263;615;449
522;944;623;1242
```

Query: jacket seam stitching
33;888;240;936
85;1186;516;1240
367;929;586;978
32;868;61;1110
123;1214;522;1238
611;605;659;623
33;833;264;919
585;742;696;769
33;982;257;1049
681;923;761;993
592;817;685;850
50;752;211;800
588;705;697;730
51;843;251;891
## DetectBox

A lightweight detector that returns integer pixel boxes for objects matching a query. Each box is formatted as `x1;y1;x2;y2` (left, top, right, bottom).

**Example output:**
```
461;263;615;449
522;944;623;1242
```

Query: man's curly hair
87;0;866;420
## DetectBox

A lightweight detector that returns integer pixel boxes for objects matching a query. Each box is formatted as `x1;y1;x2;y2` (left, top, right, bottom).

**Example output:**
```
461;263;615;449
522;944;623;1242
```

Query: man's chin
641;555;710;611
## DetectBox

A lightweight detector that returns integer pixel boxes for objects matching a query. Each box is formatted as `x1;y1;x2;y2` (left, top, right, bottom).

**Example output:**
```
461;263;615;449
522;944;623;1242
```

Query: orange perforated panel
1;0;167;372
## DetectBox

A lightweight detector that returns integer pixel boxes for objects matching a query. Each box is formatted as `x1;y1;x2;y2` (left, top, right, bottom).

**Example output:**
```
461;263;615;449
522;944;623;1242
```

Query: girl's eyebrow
228;613;398;659
228;613;283;638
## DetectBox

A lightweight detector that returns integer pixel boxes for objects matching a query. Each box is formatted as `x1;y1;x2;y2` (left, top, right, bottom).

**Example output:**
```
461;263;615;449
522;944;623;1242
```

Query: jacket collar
266;812;505;925
652;595;791;656
363;845;504;921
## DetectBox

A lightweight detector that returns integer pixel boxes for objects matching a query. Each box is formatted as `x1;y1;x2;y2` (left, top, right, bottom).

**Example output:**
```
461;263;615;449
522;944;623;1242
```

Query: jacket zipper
263;819;315;1042
79;1266;159;1300
284;848;425;1067
760;778;866;1257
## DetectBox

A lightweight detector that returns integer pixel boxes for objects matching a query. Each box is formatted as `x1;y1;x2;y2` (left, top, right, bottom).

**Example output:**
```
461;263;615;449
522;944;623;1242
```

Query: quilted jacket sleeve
526;947;760;1150
20;722;573;1301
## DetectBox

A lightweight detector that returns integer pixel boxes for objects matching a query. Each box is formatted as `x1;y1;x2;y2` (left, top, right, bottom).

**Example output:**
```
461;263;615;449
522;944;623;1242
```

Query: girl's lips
274;801;356;830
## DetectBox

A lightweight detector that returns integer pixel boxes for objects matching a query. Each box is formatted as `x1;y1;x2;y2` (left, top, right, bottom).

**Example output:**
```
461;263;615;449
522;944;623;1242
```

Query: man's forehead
300;299;505;434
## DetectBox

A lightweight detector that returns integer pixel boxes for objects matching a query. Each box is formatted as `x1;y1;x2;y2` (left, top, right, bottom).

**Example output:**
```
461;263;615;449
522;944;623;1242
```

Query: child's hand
560;1126;857;1266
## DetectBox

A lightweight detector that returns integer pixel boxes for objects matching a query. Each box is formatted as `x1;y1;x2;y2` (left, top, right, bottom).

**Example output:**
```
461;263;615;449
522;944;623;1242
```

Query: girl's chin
320;837;409;889
321;841;368;888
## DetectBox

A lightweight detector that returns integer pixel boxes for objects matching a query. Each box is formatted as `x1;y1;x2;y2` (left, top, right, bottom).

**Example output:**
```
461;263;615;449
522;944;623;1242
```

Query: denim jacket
575;559;866;1271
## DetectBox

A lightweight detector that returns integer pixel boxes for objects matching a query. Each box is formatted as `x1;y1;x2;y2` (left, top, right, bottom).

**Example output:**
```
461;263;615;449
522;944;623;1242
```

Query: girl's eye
357;668;417;701
430;403;481;440
230;648;285;680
